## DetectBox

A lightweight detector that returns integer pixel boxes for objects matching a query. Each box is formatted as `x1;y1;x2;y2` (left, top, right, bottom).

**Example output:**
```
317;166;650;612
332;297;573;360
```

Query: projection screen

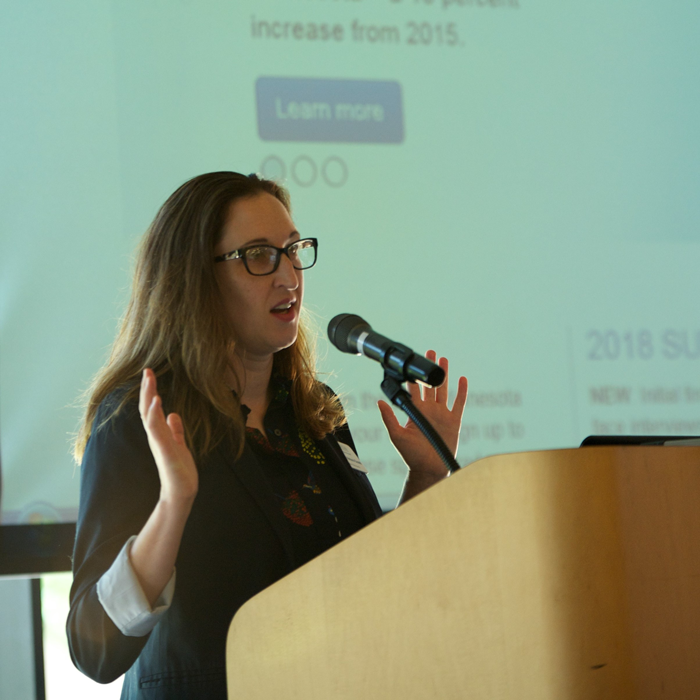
1;0;699;521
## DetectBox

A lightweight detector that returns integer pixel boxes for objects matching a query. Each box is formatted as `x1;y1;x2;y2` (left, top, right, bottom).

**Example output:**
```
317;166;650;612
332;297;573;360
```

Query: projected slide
1;0;699;520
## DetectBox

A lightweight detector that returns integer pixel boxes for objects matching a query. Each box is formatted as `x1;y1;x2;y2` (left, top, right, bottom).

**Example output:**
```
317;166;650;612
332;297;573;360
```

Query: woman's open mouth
270;299;297;321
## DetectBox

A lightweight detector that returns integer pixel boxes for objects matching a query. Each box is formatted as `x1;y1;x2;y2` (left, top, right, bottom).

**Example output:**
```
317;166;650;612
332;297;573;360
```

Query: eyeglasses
214;237;318;276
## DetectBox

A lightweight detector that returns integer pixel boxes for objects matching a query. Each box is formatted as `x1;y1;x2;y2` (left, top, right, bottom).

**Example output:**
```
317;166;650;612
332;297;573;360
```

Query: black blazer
67;393;382;699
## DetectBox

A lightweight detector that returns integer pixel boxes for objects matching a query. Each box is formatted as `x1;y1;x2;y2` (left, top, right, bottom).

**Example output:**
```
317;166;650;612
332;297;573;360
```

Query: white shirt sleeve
96;535;176;637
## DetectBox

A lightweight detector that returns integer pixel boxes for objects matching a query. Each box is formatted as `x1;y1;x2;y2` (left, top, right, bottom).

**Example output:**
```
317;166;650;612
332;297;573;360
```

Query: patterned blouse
243;378;366;569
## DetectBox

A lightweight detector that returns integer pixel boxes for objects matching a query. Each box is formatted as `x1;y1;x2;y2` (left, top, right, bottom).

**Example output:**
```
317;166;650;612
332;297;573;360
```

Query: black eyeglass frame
213;237;318;276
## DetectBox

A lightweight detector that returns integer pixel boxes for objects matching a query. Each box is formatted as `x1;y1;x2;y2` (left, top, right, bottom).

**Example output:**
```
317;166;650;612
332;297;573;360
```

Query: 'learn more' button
256;77;404;144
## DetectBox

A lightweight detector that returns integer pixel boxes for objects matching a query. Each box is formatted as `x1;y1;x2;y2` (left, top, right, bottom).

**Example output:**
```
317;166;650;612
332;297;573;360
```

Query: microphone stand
380;370;461;475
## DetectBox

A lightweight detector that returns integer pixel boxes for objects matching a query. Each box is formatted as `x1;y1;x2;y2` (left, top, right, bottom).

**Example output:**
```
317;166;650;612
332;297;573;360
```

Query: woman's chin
277;330;299;352
265;328;300;356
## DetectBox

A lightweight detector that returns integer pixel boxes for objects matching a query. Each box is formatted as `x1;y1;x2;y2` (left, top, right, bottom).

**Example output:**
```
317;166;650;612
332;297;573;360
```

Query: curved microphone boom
327;313;445;387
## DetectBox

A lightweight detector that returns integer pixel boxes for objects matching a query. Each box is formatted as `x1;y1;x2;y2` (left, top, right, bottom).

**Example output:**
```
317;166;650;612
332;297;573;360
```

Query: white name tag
339;442;368;473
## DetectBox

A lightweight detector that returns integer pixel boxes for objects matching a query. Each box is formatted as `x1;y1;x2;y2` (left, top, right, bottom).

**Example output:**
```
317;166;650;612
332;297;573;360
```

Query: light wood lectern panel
227;447;700;699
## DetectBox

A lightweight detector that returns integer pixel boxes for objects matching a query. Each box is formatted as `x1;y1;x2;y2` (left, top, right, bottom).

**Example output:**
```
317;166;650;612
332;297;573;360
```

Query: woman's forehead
219;193;296;249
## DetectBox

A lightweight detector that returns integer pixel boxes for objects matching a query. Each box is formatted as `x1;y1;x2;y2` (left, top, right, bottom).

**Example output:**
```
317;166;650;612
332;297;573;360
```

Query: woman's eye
246;247;268;260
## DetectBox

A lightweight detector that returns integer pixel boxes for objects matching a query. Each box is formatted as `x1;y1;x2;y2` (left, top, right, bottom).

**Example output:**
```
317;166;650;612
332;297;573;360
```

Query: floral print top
243;377;366;569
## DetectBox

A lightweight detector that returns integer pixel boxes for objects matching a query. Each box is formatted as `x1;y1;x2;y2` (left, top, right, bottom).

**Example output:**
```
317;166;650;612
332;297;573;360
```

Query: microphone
327;313;445;387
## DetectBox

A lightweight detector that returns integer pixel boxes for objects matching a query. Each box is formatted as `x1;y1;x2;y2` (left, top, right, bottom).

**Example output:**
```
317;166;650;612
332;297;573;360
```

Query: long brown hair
74;172;345;462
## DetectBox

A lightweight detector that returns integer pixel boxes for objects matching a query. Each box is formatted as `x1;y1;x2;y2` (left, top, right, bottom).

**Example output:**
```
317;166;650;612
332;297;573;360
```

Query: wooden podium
226;447;700;699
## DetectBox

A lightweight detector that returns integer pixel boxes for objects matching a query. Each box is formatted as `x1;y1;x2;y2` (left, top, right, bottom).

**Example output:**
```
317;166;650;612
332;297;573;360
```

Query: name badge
338;442;368;473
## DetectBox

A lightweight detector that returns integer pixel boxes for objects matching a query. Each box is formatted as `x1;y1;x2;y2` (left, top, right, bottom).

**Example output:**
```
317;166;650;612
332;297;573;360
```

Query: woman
68;172;468;699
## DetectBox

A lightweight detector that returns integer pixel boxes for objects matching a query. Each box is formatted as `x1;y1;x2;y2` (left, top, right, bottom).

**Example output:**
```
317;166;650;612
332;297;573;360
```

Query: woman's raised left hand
377;351;468;477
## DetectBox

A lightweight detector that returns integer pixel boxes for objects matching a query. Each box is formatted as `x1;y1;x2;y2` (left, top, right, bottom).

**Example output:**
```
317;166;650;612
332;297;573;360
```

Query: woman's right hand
139;368;199;505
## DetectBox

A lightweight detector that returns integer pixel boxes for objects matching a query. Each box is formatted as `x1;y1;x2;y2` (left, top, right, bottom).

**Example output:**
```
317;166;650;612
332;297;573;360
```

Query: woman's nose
274;253;300;289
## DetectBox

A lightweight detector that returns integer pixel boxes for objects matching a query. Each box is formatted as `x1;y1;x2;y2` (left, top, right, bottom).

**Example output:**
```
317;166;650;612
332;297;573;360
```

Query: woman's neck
233;351;274;432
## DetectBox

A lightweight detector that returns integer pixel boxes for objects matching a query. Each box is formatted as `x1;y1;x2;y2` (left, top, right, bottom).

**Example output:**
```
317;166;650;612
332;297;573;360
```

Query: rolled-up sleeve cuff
96;535;175;637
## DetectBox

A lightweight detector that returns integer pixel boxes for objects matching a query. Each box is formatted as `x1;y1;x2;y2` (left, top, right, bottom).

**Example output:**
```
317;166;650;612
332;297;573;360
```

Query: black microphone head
422;361;446;388
327;313;371;354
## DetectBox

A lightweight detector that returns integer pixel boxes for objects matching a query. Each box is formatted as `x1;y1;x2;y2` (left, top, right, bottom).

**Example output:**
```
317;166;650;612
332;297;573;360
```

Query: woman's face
214;192;304;361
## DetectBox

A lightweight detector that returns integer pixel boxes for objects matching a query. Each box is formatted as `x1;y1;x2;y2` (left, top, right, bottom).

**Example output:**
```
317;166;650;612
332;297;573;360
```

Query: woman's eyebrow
240;230;300;247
